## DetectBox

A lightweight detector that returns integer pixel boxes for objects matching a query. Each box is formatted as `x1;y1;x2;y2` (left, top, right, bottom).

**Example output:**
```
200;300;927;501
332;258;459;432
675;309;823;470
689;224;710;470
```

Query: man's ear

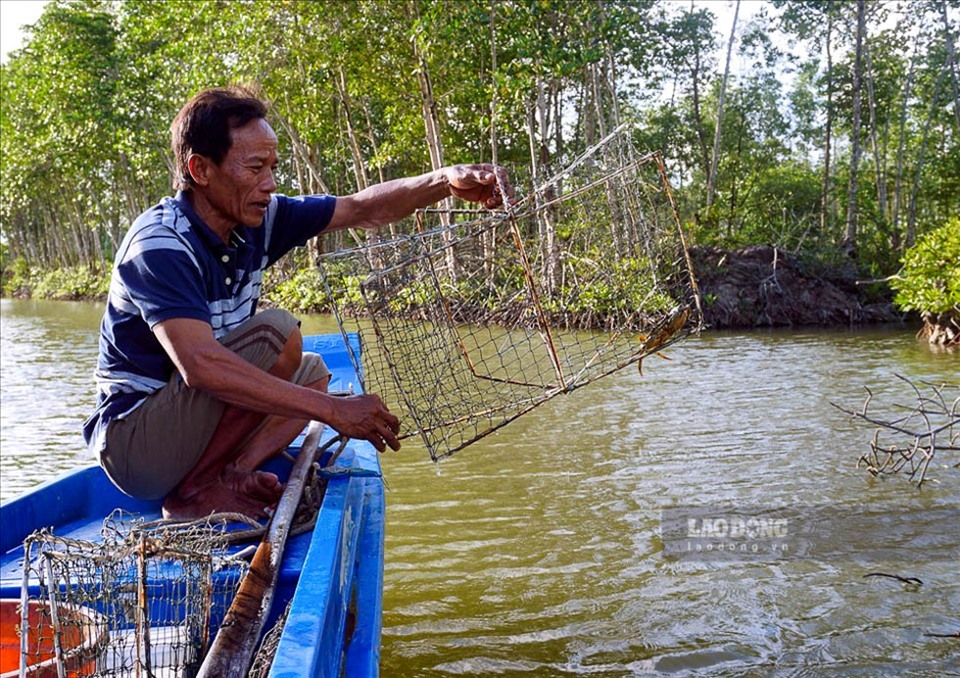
187;154;212;187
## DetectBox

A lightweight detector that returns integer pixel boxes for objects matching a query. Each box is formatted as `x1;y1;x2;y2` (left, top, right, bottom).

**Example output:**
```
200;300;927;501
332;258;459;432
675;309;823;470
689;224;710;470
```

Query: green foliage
551;256;674;316
1;0;958;316
1;257;34;297
262;268;330;314
737;161;822;250
32;266;110;300
892;220;960;314
390;280;439;313
1;260;109;300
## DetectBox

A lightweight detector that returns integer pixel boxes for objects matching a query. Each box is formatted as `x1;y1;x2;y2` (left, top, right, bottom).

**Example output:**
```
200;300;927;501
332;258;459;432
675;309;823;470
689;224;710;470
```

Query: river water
1;298;957;675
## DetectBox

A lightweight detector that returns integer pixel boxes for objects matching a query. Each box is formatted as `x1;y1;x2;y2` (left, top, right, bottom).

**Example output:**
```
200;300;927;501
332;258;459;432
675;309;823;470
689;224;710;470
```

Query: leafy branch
833;376;960;487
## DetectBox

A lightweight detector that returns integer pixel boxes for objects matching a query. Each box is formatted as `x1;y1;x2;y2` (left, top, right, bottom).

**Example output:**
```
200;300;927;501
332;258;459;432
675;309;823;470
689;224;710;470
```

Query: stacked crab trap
320;126;702;461
6;512;248;677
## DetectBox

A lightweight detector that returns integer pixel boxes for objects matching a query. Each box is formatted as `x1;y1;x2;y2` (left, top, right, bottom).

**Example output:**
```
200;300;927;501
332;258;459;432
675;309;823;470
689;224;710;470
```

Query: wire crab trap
321;125;702;461
14;511;248;677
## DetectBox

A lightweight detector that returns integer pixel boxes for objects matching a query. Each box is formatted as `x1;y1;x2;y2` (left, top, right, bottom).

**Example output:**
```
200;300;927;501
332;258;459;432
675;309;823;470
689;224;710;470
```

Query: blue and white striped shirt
83;191;335;456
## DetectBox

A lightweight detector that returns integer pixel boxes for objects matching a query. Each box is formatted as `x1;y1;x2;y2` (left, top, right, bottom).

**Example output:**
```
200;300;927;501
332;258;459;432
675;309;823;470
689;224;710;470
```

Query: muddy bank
689;245;904;330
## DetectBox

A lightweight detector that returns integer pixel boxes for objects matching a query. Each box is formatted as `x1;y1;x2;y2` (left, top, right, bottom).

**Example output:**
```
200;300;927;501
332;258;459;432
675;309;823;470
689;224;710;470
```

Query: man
83;85;512;520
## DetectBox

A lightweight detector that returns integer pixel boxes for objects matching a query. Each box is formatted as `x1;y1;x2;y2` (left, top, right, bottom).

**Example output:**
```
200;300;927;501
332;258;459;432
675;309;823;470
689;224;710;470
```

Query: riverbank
689;245;903;329
688;245;960;346
2;246;942;339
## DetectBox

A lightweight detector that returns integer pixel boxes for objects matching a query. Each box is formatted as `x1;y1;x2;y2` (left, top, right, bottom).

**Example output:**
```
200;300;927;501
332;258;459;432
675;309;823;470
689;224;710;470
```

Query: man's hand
445;164;515;210
326;393;401;452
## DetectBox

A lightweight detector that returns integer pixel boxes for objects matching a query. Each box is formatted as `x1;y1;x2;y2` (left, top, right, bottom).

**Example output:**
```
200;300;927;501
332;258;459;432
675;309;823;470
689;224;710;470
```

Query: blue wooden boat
0;333;384;677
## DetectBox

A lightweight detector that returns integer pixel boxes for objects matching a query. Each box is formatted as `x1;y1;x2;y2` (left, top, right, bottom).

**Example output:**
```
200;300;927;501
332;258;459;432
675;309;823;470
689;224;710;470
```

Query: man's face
202;117;279;230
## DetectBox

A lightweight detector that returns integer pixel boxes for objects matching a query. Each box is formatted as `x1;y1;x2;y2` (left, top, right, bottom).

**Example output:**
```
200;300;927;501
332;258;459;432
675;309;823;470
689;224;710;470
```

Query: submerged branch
832;375;959;487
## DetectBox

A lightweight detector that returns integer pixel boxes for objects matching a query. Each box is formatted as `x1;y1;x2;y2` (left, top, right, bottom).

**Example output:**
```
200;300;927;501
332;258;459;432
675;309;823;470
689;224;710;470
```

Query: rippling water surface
378;326;958;676
1;299;103;490
1;299;957;675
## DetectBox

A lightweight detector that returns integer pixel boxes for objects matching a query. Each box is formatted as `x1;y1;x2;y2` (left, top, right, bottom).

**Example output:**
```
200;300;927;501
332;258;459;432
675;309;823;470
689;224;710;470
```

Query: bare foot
222;469;284;504
162;480;268;520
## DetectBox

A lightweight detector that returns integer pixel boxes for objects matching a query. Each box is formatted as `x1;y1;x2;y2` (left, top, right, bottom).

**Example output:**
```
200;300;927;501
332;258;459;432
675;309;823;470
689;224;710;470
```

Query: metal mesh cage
16;512;248;677
321;126;701;461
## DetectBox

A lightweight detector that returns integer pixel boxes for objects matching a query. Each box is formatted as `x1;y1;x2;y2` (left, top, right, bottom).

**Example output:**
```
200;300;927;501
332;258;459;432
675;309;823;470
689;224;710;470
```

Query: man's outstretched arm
326;164;513;231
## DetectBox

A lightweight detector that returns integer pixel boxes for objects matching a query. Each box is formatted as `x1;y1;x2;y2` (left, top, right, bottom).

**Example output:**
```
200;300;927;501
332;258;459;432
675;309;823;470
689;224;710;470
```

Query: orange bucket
0;599;108;677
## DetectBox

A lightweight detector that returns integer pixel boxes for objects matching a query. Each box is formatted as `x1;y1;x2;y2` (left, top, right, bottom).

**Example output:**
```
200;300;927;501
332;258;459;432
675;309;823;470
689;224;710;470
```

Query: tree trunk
411;10;456;279
603;43;622;129
534;78;559;294
273;112;330;195
843;0;866;256
483;0;499;282
591;62;608;142
706;0;739;214
582;70;597;150
729;107;746;231
863;38;889;229
907;63;947;247
690;32;711;180
336;65;370;194
416;48;444;177
941;0;960;132
336;65;374;253
820;9;834;240
891;16;922;252
361;100;394;239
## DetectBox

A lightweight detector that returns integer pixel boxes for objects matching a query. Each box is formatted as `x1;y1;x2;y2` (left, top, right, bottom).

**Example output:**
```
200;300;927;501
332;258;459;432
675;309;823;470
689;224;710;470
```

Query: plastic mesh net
321;126;701;461
15;511;248;677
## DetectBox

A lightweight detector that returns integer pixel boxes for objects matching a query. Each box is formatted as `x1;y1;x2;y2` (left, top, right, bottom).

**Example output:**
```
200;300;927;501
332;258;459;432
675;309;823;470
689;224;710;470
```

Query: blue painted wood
0;332;385;676
302;331;365;388
267;475;362;678
343;478;385;676
266;455;385;677
0;465;160;555
321;439;383;478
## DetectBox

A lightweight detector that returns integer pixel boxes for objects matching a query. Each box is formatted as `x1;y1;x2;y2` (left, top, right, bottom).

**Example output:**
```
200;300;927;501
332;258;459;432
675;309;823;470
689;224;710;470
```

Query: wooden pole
196;421;326;677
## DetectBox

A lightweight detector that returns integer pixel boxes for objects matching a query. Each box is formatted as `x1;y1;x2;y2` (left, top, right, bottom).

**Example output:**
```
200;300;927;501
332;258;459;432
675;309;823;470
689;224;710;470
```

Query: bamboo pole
196;421;326;677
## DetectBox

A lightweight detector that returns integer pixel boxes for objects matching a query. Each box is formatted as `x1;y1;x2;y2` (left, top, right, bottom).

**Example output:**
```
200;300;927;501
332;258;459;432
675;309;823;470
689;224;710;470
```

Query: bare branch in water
832;376;959;487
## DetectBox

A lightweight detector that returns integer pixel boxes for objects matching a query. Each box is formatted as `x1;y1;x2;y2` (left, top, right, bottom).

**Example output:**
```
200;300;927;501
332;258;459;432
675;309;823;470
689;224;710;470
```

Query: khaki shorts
101;309;330;500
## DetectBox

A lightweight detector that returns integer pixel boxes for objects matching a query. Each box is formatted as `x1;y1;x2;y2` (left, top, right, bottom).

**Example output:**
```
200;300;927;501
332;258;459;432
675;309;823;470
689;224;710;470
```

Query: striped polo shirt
83;190;336;457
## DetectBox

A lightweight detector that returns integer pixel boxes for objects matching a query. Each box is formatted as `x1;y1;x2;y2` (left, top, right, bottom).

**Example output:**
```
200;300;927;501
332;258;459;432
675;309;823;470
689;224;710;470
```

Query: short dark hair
170;85;269;191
